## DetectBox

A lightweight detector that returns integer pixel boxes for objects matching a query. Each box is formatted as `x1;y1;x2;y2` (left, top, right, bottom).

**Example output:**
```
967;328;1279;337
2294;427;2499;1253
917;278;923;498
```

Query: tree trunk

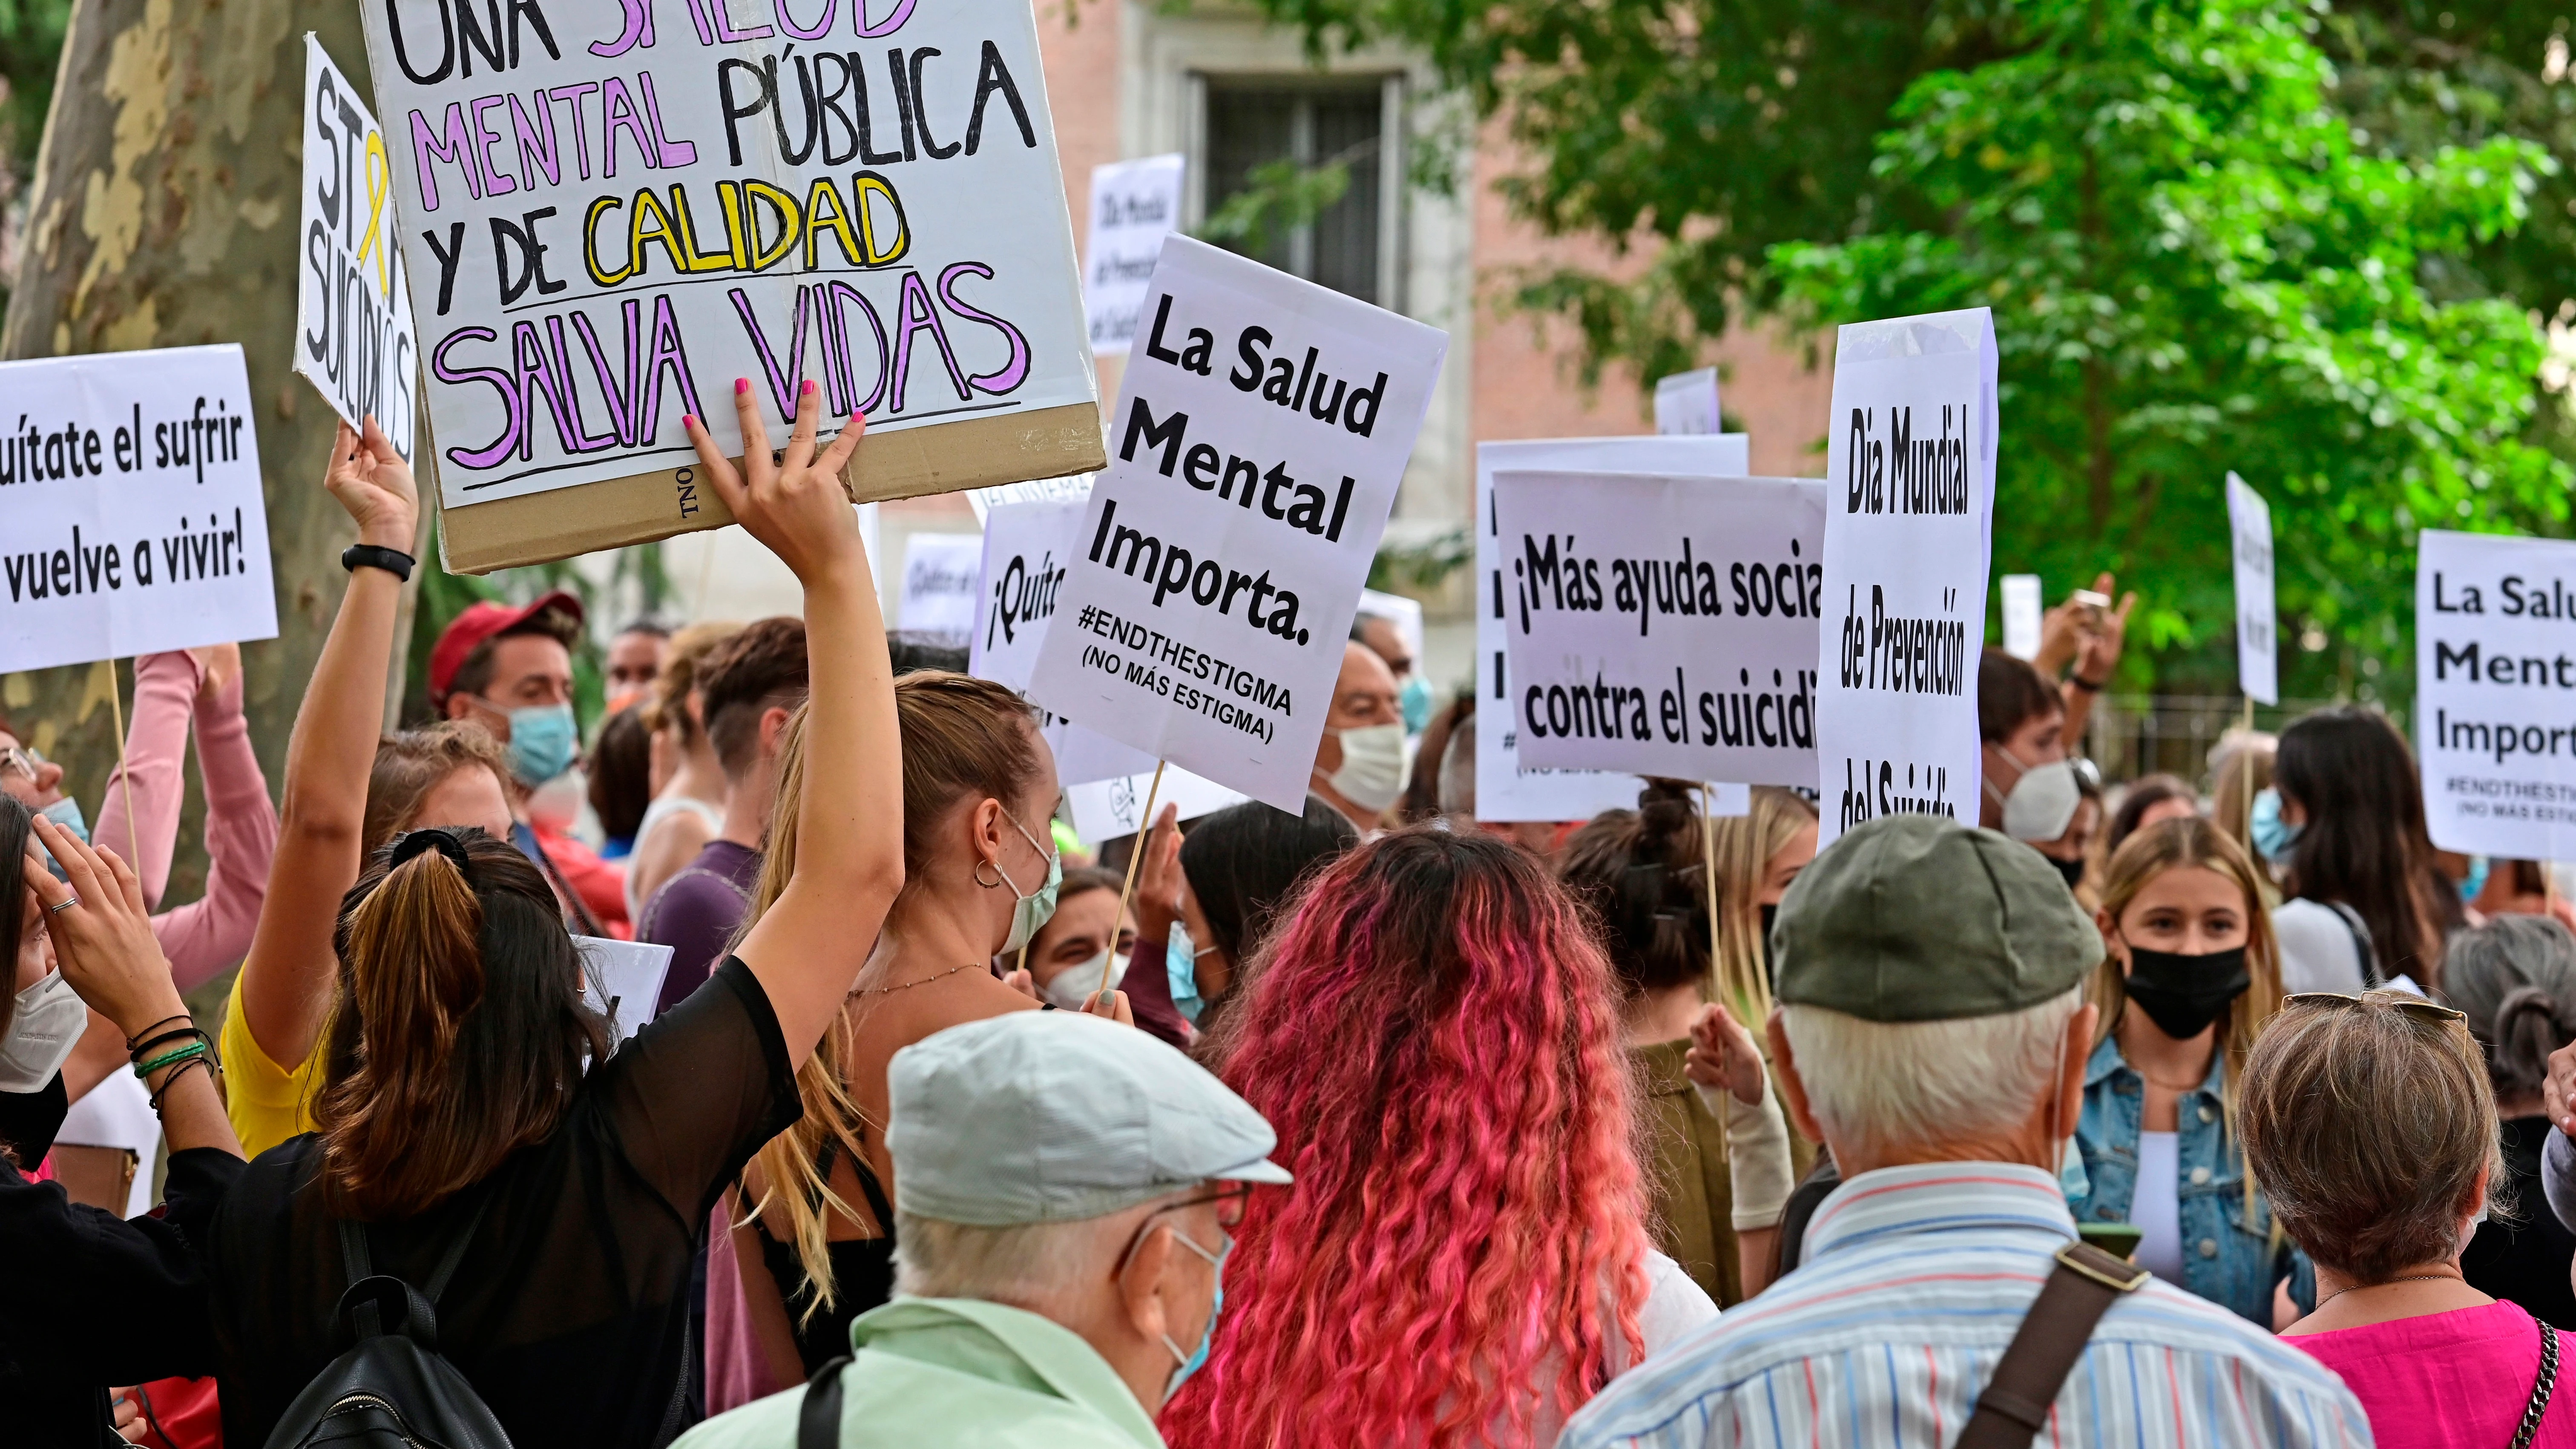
0;0;411;993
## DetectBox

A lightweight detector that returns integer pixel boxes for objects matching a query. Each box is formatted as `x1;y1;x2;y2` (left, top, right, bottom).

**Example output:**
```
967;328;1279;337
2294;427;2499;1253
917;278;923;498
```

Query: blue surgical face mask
2461;855;2491;903
37;797;86;882
497;702;578;786
2248;787;2300;865
1399;674;1434;735
1160;1228;1231;1402
992;811;1062;956
1168;922;1216;1025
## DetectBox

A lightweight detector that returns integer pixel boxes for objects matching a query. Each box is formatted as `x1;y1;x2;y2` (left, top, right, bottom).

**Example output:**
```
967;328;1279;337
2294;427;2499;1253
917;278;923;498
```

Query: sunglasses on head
2284;991;2466;1026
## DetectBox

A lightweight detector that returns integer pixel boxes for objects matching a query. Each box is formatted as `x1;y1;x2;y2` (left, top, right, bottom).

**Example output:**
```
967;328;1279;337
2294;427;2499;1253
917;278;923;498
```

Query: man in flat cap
674;1009;1288;1449
1561;814;2367;1449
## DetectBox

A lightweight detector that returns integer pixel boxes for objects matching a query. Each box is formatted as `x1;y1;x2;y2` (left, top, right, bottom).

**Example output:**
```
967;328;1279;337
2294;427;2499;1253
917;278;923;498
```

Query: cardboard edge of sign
431;403;1111;574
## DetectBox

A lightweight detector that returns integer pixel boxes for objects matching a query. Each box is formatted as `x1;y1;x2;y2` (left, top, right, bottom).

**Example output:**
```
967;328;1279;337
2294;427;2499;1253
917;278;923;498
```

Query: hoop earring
973;859;1004;889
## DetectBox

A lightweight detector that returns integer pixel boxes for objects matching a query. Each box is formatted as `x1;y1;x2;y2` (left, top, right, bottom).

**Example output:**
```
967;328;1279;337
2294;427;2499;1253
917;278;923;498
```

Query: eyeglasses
0;745;42;780
2284;991;2467;1026
1117;1183;1254;1278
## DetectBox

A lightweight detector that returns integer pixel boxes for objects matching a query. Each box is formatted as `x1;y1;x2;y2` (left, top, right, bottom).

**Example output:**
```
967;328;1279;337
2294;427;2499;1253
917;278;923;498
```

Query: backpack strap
2322;901;2383;989
1954;1242;2150;1449
799;1355;853;1449
334;1186;499;1349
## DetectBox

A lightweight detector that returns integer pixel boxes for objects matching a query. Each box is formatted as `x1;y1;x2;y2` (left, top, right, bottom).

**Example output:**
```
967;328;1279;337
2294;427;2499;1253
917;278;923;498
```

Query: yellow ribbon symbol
360;132;393;298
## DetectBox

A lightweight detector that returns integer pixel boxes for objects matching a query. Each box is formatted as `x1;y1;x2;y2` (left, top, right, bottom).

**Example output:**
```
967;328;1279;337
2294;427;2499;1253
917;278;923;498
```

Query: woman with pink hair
1166;827;1716;1449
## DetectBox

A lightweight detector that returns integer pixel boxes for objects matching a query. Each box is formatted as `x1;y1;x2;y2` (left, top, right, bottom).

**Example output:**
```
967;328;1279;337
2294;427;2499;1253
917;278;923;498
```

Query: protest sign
965;471;1092;524
0;347;279;675
899;531;982;640
2413;529;2576;858
576;935;674;1044
1066;765;1244;844
1473;435;1749;823
2228;472;2278;706
2001;574;2042;660
1024;236;1448;813
1355;586;1423;674
358;0;1106;572
295;35;421;462
1084;154;1184;356
1653;367;1722;436
1814;307;1997;847
1496;470;1824;785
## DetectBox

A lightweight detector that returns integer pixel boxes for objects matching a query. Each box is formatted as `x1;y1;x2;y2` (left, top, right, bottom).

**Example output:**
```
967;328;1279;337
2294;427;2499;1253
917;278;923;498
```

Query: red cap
429;589;586;708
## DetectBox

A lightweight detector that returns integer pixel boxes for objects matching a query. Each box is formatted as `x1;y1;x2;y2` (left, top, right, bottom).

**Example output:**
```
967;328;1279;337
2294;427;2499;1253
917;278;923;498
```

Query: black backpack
261;1193;511;1449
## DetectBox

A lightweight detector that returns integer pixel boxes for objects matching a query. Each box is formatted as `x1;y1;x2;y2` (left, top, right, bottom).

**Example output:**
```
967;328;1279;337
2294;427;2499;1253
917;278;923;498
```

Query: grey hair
1780;987;2084;1157
893;1190;1203;1313
2442;914;2576;1100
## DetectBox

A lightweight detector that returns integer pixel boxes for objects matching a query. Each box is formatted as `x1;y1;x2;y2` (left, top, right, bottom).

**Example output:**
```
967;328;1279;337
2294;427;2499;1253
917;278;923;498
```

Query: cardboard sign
2228;473;2278;706
1084;154;1184;356
2413;529;2576;857
1025;236;1447;813
1473;436;1750;822
576;934;674;1043
358;0;1106;572
0;347;279;673
899;531;982;640
1815;307;1997;847
2001;574;2042;660
1653;367;1722;436
295;36;421;462
1496;471;1824;785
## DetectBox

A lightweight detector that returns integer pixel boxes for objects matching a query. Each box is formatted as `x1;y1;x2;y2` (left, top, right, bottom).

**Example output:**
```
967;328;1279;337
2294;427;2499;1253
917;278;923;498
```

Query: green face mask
992;809;1062;956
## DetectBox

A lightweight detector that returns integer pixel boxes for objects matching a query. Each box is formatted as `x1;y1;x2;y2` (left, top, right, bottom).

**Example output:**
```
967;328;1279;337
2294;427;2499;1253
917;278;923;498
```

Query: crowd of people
6;391;2576;1449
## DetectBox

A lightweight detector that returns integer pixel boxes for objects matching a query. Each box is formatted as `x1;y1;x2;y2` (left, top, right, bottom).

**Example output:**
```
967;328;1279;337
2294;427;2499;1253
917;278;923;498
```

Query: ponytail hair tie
389;827;471;874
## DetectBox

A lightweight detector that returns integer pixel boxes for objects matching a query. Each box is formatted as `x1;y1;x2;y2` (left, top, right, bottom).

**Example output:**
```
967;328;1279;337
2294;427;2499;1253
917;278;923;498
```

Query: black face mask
1759;903;1780;985
2048;853;2087;890
2122;944;2252;1041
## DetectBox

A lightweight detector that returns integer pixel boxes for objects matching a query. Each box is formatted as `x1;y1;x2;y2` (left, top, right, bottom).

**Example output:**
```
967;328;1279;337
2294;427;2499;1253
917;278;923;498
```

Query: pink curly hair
1166;827;1650;1449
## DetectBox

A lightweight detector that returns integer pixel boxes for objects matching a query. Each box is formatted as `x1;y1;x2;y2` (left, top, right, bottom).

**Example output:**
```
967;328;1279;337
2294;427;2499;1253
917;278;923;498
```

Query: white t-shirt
2271;899;2368;995
2132;1130;2186;1285
55;1070;161;1218
1639;1249;1722;1355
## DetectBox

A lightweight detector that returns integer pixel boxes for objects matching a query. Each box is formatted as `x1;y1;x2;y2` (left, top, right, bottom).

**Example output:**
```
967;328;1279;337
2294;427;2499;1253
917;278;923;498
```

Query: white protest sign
2414;529;2576;857
294;36;420;462
969;494;1153;785
1474;436;1750;822
1653;367;1722;436
576;934;674;1043
1497;472;1823;785
1026;236;1448;813
2001;574;2043;660
1815;307;1996;847
1355;586;1424;671
1066;765;1245;844
359;0;1099;511
1084;154;1184;356
899;531;982;640
2228;473;2278;706
966;471;1092;524
0;347;279;673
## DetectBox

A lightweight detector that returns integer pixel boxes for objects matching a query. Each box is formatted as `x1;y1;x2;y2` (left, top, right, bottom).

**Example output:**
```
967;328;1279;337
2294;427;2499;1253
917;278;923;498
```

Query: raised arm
234;417;417;1068
685;383;901;1066
149;654;277;990
92;650;198;906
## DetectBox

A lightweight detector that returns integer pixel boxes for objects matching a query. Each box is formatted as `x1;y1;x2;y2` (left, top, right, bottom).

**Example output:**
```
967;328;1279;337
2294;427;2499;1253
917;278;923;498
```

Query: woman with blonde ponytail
201;384;907;1449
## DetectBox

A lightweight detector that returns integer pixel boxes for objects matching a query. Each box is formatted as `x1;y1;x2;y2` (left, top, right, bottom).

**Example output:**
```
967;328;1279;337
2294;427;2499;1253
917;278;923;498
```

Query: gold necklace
2315;1272;2461;1308
854;962;981;996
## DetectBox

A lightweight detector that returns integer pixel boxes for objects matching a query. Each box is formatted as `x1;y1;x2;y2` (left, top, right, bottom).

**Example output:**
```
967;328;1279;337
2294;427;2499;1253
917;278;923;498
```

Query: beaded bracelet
133;1039;210;1078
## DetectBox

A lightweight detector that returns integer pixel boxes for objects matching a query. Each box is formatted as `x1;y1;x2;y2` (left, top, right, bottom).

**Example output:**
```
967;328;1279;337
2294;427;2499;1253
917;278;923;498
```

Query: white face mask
0;969;87;1092
1987;745;2080;842
1328;723;1407;814
1044;951;1127;1011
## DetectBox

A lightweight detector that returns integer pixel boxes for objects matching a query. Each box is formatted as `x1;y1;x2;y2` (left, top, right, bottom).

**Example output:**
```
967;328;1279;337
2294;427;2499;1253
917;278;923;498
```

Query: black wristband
342;543;416;581
2068;673;2108;693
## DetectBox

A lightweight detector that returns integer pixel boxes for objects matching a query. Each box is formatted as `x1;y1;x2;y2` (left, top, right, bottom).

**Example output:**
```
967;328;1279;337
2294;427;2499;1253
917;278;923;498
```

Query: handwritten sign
1498;470;1823;784
1084;154;1184;356
296;36;420;460
1026;236;1446;813
0;347;279;674
359;0;1104;567
1653;367;1722;437
1815;308;1996;847
1473;435;1749;822
2229;472;2277;706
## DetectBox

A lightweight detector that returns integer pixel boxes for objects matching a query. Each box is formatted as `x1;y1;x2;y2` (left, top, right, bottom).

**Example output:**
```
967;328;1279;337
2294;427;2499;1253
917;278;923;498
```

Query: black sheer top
750;1135;898;1373
206;956;800;1449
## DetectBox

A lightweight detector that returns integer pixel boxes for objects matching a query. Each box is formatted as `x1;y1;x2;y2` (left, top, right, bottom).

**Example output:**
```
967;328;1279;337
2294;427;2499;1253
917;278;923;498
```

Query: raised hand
1685;1000;1768;1107
187;640;242;702
324;415;419;552
1133;803;1184;946
685;380;866;585
25;815;181;1040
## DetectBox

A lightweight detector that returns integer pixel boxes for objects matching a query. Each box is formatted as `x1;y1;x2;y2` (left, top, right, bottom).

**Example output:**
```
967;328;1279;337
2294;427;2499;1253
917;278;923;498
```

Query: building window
1198;75;1399;306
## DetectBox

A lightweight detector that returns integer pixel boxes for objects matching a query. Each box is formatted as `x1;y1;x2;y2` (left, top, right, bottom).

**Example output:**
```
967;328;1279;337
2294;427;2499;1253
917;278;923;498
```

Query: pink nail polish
682;415;698;431
802;379;817;396
736;378;751;395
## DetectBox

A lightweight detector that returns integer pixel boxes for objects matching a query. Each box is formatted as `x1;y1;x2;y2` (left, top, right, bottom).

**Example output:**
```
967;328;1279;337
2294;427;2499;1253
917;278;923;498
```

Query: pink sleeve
95;652;199;909
150;672;278;992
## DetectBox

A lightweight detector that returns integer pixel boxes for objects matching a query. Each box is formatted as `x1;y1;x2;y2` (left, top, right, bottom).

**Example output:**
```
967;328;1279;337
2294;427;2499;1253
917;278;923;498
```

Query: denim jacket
2069;1035;2314;1325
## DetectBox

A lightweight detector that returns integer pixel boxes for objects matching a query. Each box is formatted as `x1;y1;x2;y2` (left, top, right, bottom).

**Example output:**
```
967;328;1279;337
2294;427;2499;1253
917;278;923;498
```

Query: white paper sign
899;531;982;640
2001;574;2043;660
1474;436;1750;822
966;471;1092;524
2228;473;2278;706
294;36;420;463
1065;765;1245;843
1815;308;1997;847
2413;529;2576;857
1498;471;1824;784
576;934;675;1043
1084;154;1184;356
1653;367;1723;437
359;0;1098;509
0;347;279;674
1026;236;1448;813
969;494;1153;785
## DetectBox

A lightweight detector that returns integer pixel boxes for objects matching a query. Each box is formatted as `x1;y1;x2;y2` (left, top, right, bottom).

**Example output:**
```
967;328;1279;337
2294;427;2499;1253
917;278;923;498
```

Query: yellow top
220;971;322;1157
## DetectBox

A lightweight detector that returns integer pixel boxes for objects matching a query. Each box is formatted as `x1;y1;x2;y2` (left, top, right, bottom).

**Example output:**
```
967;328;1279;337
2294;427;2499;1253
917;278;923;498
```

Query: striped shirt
1558;1162;2371;1449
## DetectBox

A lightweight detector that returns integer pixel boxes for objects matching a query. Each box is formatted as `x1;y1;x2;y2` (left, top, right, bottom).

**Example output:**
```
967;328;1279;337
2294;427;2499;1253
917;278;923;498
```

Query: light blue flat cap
888;1010;1292;1227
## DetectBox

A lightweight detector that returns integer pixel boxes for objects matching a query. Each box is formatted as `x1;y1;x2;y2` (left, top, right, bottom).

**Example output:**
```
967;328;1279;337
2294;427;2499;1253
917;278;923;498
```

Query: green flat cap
1773;814;2102;1023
